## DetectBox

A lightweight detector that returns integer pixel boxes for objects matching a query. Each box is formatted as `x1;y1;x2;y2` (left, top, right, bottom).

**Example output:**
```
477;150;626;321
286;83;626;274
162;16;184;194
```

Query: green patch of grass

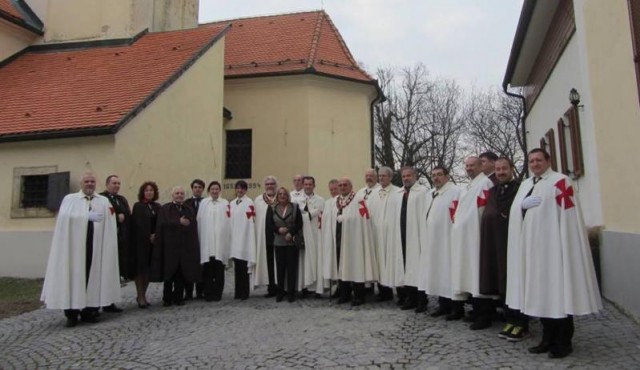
0;277;43;319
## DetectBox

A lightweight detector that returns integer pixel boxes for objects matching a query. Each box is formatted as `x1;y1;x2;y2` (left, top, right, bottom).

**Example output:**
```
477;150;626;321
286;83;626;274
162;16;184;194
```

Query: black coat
100;191;131;277
151;202;201;283
129;201;161;279
478;179;520;296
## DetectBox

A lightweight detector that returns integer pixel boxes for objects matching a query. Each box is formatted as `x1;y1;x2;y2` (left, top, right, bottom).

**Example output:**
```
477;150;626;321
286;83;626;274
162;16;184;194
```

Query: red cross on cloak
477;189;490;207
226;204;231;218
109;206;115;215
358;200;370;219
449;200;459;222
555;179;575;210
246;205;256;219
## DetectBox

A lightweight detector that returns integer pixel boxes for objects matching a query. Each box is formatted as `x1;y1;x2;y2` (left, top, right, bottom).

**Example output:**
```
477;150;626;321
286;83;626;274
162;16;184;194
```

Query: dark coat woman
266;187;303;302
129;181;161;308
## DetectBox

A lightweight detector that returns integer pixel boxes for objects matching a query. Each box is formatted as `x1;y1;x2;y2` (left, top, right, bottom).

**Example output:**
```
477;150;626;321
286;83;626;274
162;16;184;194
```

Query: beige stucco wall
222;75;375;200
576;0;640;234
0;20;37;62
114;37;225;203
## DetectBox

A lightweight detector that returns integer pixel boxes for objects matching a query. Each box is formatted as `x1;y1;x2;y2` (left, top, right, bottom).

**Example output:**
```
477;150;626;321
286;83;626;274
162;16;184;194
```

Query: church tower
24;0;198;44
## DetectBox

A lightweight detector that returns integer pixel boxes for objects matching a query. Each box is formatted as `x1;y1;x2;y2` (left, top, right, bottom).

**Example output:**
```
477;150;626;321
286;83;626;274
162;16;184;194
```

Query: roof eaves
0;0;44;35
28;28;148;53
502;0;537;88
0;126;113;143
112;24;231;133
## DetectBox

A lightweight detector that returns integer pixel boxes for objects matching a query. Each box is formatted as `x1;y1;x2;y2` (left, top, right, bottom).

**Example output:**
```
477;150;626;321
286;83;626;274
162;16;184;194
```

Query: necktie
85;196;93;211
236;199;241;205
432;191;439;199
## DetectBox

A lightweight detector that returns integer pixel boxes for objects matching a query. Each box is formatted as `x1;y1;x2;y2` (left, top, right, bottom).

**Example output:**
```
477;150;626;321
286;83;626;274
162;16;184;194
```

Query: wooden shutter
545;128;558;171
628;0;640;104
46;171;70;211
557;118;570;175
565;106;584;177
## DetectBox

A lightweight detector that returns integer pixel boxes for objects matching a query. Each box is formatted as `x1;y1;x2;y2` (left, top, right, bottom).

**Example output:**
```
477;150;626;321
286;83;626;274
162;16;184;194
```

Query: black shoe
376;294;393;302
430;306;450;317
445;311;464;321
337;296;351;304
330;289;341;299
396;297;406;306
300;289;309;299
276;295;284;302
80;314;99;324
65;317;78;328
469;317;492;330
264;292;277;298
137;298;148;309
314;293;323;299
548;346;573;359
463;310;477;322
212;296;222;302
401;302;416;310
351;298;364;307
528;342;551;354
102;304;123;313
288;295;296;303
174;300;185;306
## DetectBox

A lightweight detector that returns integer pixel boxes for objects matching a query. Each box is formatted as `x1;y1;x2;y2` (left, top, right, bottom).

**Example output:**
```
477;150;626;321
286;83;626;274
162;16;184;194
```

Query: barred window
225;129;252;179
11;167;69;218
21;175;48;208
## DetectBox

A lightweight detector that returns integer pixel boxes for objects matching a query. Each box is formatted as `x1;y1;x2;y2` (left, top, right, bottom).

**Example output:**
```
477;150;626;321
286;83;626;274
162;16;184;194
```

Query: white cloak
299;193;324;291
253;194;276;287
197;197;231;265
41;192;120;309
368;184;399;287
450;173;494;299
321;196;339;281
417;182;462;297
229;195;257;269
385;183;428;287
506;169;602;318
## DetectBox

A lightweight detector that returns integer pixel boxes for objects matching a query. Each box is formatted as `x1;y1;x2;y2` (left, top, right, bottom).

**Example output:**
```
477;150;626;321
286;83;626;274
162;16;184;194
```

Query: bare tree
465;87;526;178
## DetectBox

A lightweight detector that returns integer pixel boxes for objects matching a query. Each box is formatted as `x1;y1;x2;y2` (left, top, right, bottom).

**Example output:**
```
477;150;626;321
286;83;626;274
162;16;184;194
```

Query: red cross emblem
246;205;256;219
226;204;231;218
358;200;370;219
477;189;490;208
555;179;575;210
109;206;115;215
449;200;459;222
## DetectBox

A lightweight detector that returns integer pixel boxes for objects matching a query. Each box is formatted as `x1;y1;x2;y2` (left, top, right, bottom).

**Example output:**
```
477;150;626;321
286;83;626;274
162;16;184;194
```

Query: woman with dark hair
130;181;161;308
266;187;303;302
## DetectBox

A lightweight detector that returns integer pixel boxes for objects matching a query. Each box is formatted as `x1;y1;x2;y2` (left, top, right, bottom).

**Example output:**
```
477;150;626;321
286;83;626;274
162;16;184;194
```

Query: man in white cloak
41;172;120;327
320;179;340;297
253;175;278;297
229;180;257;300
506;148;601;359
417;166;461;317
386;166;428;311
368;166;398;302
450;156;495;326
197;181;231;302
300;176;324;297
324;177;378;306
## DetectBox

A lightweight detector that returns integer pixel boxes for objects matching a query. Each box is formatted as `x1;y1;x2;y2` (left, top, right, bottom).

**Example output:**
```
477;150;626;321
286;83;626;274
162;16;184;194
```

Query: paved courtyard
1;272;640;369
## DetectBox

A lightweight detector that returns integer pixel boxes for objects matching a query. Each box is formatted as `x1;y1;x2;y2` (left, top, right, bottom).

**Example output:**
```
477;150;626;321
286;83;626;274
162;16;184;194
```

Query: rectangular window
225;129;252;179
21;175;49;208
540;128;558;172
11;166;69;218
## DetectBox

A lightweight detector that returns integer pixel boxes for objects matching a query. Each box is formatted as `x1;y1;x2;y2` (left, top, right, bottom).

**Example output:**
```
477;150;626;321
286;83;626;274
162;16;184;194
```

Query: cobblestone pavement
1;271;640;369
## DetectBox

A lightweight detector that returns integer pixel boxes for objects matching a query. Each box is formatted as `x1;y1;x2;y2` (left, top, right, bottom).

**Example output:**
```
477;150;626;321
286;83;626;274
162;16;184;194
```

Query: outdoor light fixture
569;88;581;106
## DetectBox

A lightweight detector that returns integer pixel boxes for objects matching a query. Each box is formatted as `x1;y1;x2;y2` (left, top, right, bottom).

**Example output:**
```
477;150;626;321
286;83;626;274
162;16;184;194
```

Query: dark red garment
151;202;201;283
478;180;520;296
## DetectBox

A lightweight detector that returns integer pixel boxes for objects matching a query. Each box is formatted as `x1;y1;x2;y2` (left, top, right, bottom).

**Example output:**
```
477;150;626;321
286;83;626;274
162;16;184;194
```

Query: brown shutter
545;129;558;171
628;0;640;104
566;106;585;177
557;118;569;175
46;171;70;211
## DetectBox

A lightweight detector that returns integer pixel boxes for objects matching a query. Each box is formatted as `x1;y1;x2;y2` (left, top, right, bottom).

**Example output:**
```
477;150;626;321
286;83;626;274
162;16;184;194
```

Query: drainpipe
502;82;528;178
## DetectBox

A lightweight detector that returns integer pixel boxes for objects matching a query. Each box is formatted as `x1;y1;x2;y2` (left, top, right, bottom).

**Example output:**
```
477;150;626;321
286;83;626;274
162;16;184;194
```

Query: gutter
502;82;528;178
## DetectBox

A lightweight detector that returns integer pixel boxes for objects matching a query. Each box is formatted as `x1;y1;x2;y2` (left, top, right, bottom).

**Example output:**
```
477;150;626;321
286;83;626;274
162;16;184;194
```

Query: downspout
502;82;528;177
369;82;386;168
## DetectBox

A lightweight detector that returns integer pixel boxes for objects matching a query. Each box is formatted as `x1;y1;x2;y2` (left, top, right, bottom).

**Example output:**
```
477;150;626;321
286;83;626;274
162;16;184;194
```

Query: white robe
229;195;257;270
325;192;378;283
321;196;339;281
450;173;494;299
368;184;399;287
385;183;428;287
197;197;231;265
417;182;462;298
253;193;276;287
506;169;602;318
299;194;324;291
41;192;120;310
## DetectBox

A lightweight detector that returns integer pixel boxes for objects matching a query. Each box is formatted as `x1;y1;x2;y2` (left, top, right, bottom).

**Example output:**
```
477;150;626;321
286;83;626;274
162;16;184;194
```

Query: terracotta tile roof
0;25;228;140
0;0;43;34
201;10;374;83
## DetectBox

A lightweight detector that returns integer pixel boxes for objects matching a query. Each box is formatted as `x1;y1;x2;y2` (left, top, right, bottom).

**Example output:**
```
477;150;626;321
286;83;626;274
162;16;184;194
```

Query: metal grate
21;175;48;208
225;129;252;179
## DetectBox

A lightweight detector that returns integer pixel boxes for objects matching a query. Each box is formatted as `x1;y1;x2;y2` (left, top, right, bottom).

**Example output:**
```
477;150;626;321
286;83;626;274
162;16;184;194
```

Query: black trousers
275;245;299;297
202;258;225;301
541;316;574;350
233;258;250;299
65;221;98;319
163;266;186;304
266;244;277;294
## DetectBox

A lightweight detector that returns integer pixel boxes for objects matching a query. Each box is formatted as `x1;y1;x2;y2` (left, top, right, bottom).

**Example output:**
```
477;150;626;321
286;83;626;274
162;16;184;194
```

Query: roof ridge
199;9;323;26
320;12;373;80
306;11;324;69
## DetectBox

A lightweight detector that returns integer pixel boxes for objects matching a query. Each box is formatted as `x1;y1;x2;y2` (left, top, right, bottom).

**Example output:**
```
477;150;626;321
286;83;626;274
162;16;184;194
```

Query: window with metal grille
21;175;49;208
225;129;252;179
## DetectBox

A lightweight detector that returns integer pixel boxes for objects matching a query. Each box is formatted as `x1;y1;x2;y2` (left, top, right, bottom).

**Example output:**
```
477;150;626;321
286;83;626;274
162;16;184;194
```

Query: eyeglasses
265;183;276;186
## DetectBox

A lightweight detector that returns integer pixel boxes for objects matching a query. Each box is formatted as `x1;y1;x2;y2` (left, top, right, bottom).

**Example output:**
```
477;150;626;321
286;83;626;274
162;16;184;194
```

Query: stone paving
1;271;640;369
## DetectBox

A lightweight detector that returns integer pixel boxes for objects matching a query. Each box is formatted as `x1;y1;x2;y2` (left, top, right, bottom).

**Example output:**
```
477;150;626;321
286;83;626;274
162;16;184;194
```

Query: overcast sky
199;1;524;90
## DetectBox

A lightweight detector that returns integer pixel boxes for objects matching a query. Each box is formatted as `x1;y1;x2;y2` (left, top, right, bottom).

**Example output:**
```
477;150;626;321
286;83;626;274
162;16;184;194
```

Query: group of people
40;148;601;359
